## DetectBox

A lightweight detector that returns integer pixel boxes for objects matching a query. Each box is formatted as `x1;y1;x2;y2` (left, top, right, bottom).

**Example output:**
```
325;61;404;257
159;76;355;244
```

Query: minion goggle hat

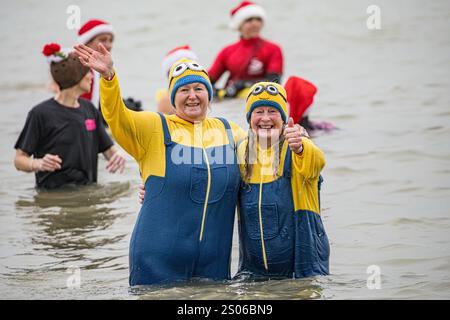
245;81;288;123
168;58;213;107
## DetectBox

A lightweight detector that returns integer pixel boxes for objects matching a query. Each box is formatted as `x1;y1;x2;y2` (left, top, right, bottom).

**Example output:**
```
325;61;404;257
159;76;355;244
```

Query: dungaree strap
216;117;235;150
157;112;172;146
282;142;292;178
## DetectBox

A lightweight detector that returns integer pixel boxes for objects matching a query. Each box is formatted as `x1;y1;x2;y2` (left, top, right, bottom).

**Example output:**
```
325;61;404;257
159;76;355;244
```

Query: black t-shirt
14;98;114;189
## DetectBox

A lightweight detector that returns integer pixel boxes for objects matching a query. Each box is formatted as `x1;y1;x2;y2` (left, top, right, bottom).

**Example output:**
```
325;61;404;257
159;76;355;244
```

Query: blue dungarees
129;114;240;286
237;146;330;279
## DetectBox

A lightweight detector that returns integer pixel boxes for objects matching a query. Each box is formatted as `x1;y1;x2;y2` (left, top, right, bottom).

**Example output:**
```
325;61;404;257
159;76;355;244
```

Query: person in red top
208;1;284;98
77;19;115;109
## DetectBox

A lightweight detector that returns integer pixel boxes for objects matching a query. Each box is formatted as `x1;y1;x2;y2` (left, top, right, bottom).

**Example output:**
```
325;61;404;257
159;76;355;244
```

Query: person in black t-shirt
14;43;126;189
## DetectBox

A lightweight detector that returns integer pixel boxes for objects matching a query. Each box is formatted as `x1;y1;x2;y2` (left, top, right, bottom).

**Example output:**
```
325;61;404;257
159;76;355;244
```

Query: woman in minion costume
236;81;330;279
74;44;246;286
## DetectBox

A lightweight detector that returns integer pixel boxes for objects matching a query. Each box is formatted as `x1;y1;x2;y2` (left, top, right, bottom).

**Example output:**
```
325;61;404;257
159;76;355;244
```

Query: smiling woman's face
174;83;209;122
250;106;283;144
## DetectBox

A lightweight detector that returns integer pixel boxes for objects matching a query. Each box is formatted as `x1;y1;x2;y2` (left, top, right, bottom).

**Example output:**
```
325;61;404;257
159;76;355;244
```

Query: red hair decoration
42;43;61;57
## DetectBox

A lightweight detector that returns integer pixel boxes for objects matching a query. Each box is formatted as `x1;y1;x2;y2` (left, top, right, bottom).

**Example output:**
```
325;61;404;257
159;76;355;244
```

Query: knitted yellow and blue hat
246;81;288;123
168;58;213;107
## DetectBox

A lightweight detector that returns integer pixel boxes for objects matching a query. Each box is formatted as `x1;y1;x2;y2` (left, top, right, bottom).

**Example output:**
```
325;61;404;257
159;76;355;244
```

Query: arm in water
102;145;126;174
14;149;62;173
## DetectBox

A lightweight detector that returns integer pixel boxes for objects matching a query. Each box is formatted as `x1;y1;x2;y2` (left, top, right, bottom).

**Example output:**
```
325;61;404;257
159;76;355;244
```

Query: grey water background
0;0;449;299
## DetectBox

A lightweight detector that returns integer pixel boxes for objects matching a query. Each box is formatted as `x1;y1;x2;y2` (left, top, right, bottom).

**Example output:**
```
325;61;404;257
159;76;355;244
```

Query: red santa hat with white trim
161;45;198;78
229;1;266;30
77;19;115;44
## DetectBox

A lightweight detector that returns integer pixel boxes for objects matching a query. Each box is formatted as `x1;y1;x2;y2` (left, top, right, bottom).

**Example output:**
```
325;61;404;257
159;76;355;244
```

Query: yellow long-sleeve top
100;74;247;182
237;138;326;213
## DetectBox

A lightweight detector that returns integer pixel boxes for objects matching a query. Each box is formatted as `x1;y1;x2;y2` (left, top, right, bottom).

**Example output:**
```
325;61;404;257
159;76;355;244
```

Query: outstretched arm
73;44;153;161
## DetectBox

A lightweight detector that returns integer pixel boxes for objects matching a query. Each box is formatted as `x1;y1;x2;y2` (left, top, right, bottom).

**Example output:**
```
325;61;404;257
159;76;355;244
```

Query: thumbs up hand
284;117;305;154
287;117;295;128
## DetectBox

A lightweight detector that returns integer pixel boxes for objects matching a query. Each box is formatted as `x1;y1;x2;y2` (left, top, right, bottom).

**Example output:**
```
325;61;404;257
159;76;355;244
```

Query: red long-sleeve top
208;37;283;84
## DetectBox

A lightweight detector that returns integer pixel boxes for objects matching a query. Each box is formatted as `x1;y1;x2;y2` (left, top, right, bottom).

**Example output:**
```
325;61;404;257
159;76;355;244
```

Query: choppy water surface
0;0;449;299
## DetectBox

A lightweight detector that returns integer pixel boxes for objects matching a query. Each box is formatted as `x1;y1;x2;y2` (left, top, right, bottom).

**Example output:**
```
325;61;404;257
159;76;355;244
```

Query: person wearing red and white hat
208;1;284;99
157;45;199;115
161;45;198;78
78;19;115;110
78;19;115;51
77;19;142;120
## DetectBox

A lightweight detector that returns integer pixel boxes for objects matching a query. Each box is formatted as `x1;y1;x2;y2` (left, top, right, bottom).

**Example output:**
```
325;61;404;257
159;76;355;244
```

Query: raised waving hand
73;43;115;79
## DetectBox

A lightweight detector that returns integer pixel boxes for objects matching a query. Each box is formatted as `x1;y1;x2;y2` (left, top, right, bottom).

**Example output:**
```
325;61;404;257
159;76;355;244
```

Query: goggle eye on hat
171;62;205;76
247;84;287;102
169;62;208;87
172;63;188;77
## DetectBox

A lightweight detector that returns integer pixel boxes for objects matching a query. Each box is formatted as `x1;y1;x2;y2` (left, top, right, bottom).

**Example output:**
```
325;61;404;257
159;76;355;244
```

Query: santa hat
161;45;198;78
77;19;115;44
284;76;317;124
229;1;266;30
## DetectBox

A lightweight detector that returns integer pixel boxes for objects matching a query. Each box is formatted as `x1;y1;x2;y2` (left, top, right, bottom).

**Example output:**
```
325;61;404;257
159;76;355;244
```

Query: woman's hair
243;125;285;183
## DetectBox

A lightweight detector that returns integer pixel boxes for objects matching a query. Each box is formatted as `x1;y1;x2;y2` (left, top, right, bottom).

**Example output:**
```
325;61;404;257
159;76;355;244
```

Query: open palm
73;43;114;78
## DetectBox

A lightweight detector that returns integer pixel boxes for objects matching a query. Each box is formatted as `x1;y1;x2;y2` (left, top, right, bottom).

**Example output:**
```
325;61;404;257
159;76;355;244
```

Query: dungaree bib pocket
190;165;229;204
241;203;279;240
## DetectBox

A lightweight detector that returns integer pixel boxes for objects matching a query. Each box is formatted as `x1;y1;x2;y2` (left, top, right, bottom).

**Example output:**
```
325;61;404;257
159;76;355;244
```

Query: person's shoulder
228;120;244;131
78;97;96;111
142;111;165;128
30;98;57;115
222;40;242;52
78;98;102;118
209;118;247;143
207;117;234;127
261;38;282;50
229;120;247;143
236;136;248;157
205;117;223;126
